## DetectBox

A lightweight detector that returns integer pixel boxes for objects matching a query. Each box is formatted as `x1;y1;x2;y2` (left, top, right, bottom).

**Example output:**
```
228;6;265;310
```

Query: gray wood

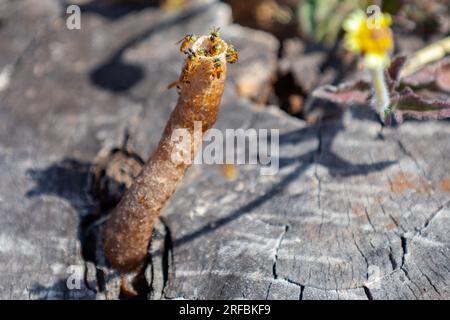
0;0;449;300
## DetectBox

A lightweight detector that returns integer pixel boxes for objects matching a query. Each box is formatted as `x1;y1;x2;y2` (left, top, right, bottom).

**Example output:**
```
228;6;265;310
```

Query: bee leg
168;80;180;90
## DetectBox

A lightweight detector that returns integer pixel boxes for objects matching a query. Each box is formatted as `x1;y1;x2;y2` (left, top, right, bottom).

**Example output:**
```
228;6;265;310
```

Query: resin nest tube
102;31;237;273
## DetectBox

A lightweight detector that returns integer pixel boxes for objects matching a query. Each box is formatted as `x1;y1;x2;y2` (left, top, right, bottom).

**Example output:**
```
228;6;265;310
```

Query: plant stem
400;36;450;78
370;67;390;122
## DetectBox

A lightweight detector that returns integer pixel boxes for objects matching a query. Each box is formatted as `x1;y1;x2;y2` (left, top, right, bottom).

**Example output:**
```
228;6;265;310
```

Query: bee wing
209;26;221;34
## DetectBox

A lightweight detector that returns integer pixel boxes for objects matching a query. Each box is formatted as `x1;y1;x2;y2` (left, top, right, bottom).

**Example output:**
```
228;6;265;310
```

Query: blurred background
76;0;450;118
3;0;449;122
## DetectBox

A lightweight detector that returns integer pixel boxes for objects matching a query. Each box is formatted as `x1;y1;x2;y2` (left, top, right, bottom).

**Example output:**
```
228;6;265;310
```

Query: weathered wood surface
1;0;450;300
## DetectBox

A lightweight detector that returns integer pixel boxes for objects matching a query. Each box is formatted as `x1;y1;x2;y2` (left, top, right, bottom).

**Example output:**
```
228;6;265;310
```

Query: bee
196;48;209;57
167;80;181;91
225;45;238;64
209;27;221;43
176;34;197;53
211;58;225;79
168;49;199;91
184;53;198;73
209;42;223;56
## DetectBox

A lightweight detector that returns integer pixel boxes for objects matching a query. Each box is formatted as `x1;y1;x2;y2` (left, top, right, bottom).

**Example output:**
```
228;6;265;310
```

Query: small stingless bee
168;49;199;90
209;42;223;56
209;27;221;43
176;34;197;53
183;49;200;75
196;48;209;56
207;27;223;56
211;58;225;79
226;45;238;64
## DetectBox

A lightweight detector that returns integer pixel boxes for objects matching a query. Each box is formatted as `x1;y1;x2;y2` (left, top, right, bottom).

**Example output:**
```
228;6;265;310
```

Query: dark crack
160;217;174;297
362;285;373;300
417;201;450;236
396;139;426;178
421;271;441;296
147;250;155;298
388;245;398;271
363;205;376;232
299;285;305;301
398;237;423;297
265;282;272;300
352;234;370;281
402;268;422;296
400;235;408;270
272;225;289;279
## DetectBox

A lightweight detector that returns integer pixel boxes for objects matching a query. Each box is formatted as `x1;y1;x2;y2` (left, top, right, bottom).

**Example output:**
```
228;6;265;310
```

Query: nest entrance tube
102;32;236;274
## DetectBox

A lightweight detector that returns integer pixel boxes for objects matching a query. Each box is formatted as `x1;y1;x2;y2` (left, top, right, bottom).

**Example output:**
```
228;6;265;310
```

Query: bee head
209;27;221;40
187;34;197;42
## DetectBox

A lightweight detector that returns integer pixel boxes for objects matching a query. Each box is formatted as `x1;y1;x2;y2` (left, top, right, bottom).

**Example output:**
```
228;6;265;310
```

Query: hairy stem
370;67;390;122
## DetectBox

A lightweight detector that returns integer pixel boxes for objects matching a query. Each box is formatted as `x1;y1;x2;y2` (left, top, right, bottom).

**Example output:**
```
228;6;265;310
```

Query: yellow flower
343;9;393;69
